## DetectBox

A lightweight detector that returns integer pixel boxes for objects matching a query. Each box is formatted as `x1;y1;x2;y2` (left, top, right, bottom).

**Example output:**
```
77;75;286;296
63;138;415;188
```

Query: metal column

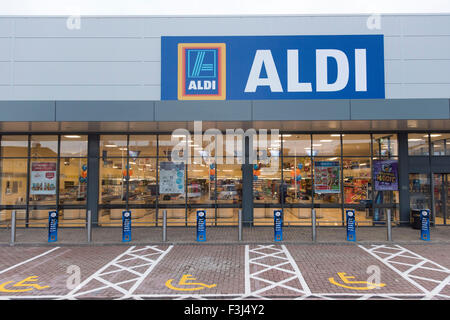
10;210;16;245
311;208;317;242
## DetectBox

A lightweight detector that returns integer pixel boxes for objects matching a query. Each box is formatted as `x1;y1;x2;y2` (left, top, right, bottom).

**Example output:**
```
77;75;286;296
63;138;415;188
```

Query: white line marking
0;247;59;276
120;245;173;299
64;246;136;299
244;245;250;295
359;245;430;294
359;244;450;300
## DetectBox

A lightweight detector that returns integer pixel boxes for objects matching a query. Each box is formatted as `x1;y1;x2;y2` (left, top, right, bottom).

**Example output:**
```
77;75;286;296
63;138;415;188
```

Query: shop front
0;14;449;242
1;130;449;234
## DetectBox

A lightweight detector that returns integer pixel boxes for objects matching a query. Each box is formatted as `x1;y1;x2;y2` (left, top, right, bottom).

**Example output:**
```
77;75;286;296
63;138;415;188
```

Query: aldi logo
162;35;385;100
177;43;226;100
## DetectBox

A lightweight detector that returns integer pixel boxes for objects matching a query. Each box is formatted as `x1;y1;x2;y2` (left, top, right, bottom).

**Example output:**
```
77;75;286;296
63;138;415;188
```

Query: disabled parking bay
284;244;429;299
0;246;134;298
132;245;246;298
0;243;448;300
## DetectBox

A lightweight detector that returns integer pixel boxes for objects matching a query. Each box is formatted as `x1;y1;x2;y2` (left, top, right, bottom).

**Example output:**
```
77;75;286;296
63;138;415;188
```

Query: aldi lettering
244;49;367;93
162;35;385;100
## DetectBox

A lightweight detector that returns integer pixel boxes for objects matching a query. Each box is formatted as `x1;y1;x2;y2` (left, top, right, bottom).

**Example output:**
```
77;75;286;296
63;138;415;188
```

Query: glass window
188;162;214;205
129;135;157;157
253;161;281;204
408;134;429;156
100;135;127;158
159;134;188;161
343;134;371;156
313;158;341;204
373;134;398;158
99;157;126;204
282;157;312;204
128;158;157;205
343;158;371;205
30;135;58;157
60;135;88;157
217;164;242;204
201;132;225;158
28;159;57;205
59;158;87;205
282;134;311;156
409;173;431;210
312;134;341;156
430;133;450;156
1;135;28;157
314;208;342;226
0;158;27;205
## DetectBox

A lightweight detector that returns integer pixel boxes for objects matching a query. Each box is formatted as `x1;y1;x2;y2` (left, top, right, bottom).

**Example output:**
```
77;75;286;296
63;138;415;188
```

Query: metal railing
2;208;443;245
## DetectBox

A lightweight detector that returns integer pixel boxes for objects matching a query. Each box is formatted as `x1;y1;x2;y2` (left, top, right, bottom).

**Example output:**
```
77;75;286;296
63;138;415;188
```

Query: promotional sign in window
162;35;385;100
30;162;57;195
274;210;283;242
48;211;58;242
373;160;398;191
159;162;185;194
346;209;356;242
314;161;340;194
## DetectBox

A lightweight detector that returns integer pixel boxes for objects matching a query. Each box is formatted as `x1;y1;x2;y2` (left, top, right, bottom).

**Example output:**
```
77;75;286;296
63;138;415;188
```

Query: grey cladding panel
351;99;450;120
252;100;350;121
14;17;144;37
14;38;160;62
155;100;252;121
13;61;159;85
0;101;54;121
56;101;154;121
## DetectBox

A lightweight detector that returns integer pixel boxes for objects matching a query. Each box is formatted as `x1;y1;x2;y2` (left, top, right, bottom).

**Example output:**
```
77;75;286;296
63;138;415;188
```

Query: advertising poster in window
30;162;57;195
373;159;398;191
314;161;340;193
159;162;185;194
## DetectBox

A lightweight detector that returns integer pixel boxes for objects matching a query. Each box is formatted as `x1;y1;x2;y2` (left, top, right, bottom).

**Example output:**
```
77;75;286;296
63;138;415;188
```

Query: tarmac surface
0;226;449;300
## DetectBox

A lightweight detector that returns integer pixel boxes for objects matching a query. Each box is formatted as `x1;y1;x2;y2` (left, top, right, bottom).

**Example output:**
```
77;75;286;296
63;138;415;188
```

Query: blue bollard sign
346;210;356;242
420;209;430;241
122;211;132;242
48;211;58;242
196;210;206;242
274;210;283;242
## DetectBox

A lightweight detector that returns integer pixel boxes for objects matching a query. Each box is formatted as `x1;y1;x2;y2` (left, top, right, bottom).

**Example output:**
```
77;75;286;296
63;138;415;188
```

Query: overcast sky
0;0;449;15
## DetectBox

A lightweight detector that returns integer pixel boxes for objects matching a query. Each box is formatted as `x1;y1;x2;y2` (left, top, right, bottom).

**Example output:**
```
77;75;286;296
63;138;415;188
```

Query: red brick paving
0;243;447;299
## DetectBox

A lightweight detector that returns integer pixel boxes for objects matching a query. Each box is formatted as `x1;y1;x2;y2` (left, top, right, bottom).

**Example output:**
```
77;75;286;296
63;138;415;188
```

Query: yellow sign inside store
165;274;217;291
328;272;386;290
0;276;50;293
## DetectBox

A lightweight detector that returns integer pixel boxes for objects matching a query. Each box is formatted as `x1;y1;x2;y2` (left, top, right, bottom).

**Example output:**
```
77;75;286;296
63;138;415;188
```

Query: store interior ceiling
0;119;449;133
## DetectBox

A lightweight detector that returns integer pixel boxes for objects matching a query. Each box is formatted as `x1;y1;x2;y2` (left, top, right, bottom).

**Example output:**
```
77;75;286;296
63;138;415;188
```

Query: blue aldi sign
346;210;356;242
420;210;430;241
196;210;206;242
48;211;58;242
161;35;384;100
122;211;132;242
274;210;283;242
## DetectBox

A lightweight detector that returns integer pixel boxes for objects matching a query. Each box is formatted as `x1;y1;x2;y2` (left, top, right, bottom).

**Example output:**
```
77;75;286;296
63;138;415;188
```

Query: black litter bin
411;209;422;229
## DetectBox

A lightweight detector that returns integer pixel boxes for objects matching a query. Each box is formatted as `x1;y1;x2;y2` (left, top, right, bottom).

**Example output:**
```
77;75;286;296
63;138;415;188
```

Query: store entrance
433;173;450;225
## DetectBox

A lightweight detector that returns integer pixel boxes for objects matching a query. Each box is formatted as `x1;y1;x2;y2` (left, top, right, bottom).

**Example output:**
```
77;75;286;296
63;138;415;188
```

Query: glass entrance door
433;173;450;225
